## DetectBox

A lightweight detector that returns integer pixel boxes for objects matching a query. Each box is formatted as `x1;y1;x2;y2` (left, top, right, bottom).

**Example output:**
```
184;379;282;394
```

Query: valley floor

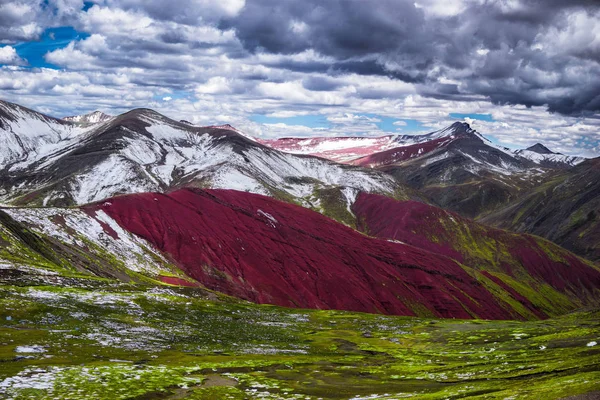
0;272;599;399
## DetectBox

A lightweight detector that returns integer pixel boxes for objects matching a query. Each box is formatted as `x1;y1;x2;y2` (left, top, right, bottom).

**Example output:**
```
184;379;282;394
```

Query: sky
0;0;599;156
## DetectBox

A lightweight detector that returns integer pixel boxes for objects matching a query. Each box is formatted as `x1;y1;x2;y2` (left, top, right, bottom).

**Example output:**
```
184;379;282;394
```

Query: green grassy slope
0;275;598;400
481;157;600;263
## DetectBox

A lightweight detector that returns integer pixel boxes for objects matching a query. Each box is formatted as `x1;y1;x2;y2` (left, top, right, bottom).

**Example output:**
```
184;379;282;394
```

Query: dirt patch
201;374;238;387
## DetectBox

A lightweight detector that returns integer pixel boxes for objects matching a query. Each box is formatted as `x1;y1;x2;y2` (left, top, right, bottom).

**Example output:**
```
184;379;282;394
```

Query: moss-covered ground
0;273;598;399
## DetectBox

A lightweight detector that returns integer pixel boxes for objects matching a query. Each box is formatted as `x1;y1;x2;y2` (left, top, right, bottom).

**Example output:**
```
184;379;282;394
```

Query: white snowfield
0;102;397;207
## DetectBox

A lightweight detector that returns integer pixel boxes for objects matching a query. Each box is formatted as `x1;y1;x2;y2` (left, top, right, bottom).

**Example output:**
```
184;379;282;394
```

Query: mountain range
0;100;404;223
0;98;598;322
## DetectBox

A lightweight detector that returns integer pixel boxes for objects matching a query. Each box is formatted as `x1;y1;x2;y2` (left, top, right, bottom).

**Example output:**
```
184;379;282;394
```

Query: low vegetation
0;270;598;399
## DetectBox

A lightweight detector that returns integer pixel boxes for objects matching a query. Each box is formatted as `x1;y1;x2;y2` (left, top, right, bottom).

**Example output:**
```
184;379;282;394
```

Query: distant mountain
63;110;113;124
261;123;585;169
0;100;403;217
482;157;600;263
259;123;482;164
514;142;585;169
368;122;541;218
259;135;399;163
260;122;588;218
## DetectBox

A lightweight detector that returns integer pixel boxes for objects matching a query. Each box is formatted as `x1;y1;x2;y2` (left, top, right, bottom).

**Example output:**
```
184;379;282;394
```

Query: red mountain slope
352;192;600;317
351;137;454;168
89;188;525;320
259;135;397;163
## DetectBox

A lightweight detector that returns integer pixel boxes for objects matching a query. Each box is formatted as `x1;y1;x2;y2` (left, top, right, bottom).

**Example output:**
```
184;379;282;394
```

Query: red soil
352;192;600;306
351;137;453;167
260;136;396;163
87;188;519;319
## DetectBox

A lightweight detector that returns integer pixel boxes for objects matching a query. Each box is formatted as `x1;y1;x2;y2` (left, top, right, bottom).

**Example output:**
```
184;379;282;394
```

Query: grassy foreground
0;274;599;399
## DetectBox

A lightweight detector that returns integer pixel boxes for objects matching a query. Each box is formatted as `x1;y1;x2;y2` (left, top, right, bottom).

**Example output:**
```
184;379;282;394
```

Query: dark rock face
90;188;533;320
482;157;600;263
377;123;537;218
526;143;554;154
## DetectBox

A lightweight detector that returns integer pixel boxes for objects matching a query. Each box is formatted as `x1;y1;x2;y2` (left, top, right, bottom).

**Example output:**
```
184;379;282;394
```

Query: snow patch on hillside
5;207;172;275
63;111;113;124
514;149;585;166
0;101;91;170
72;155;162;204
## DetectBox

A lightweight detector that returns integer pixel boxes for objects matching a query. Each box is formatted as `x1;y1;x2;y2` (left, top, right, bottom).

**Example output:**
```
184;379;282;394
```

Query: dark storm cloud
229;0;428;57
224;0;600;116
223;0;434;81
2;0;599;122
302;76;342;92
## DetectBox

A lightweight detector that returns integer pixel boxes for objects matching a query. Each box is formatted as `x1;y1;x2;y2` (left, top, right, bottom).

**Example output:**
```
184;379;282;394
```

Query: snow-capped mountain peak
526;143;554;155
63;110;113;124
0;100;93;171
514;144;585;168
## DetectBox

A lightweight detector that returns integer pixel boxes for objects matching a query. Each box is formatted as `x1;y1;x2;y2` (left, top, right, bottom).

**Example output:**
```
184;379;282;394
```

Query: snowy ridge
63;111;113;124
514;148;585;167
0;101;398;208
3;206;175;275
0;100;92;171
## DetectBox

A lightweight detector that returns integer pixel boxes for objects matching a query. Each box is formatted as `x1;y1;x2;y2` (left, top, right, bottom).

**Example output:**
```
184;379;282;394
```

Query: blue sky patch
13;27;89;69
449;113;494;122
251;113;433;135
363;114;428;133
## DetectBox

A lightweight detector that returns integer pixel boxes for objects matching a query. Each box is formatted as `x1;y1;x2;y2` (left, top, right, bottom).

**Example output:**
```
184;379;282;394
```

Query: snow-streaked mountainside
0;100;92;172
63;110;113;124
0;100;399;208
261;122;585;170
514;143;585;168
259;124;472;164
366;122;546;219
372;122;537;177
